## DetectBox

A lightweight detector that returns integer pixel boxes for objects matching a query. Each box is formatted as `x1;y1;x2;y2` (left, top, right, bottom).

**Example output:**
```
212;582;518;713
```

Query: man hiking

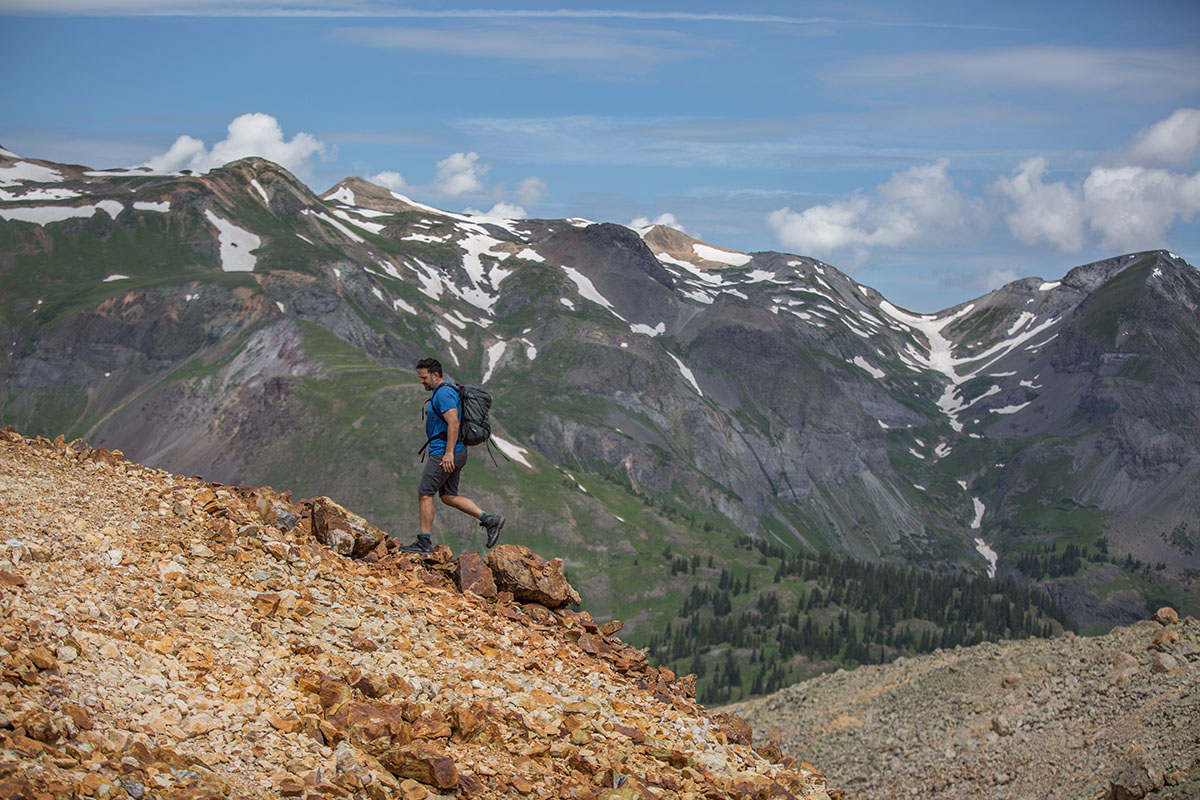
398;357;505;555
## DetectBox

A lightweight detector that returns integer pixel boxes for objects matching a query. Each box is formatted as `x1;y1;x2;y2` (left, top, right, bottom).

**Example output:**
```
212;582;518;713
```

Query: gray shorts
418;449;468;497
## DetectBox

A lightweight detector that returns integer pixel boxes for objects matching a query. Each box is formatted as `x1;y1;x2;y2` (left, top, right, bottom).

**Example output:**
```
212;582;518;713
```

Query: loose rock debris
0;428;834;800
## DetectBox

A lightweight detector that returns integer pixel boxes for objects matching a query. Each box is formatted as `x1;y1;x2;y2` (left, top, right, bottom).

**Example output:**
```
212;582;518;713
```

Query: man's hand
441;451;455;472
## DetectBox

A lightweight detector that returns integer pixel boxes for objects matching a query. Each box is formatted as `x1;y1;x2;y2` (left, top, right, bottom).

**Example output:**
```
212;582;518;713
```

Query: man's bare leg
418;494;436;533
440;493;483;519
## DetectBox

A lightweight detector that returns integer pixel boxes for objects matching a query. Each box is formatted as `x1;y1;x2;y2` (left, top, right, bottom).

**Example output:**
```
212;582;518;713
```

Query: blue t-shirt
425;382;466;456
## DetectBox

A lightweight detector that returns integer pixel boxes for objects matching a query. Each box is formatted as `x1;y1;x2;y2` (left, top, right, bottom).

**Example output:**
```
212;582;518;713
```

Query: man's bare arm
441;407;460;469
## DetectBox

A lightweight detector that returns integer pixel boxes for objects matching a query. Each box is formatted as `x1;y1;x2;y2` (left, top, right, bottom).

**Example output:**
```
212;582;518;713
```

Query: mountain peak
639;224;753;270
323;177;447;218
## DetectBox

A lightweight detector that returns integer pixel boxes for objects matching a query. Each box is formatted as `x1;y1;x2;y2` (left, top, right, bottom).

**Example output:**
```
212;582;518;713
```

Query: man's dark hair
415;357;443;377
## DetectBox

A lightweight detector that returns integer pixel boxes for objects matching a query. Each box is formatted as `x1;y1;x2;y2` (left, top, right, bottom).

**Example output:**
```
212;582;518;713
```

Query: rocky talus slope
0;429;832;800
730;611;1199;800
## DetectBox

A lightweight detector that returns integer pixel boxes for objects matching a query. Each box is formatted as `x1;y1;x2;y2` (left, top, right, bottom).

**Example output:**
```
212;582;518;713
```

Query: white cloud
994;157;1086;251
1083;165;1200;251
995;109;1200;253
464;201;528;219
831;46;1200;99
766;158;978;261
514;176;547;205
629;212;691;235
368;170;407;191
435;151;487;196
144;113;329;178
1128;108;1200;167
979;268;1020;291
332;22;713;67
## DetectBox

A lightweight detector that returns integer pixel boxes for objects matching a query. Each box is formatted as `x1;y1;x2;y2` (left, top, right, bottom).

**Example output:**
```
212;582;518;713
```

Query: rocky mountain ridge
0;426;834;799
729;607;1199;800
1;146;1198;639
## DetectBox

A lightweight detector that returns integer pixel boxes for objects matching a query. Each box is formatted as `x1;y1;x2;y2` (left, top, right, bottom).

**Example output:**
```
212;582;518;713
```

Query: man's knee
440;494;458;505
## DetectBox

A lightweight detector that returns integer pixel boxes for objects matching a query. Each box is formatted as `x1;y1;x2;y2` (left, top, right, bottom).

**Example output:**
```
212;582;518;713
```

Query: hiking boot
398;534;433;555
480;513;505;549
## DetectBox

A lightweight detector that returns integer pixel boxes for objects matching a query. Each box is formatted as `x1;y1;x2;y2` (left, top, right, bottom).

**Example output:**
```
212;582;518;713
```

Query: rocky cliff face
0;428;833;799
730;608;1199;800
1;146;1198;634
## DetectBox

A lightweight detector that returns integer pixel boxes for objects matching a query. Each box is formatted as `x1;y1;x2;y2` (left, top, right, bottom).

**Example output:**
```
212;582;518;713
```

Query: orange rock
253;592;281;616
410;709;452;740
64;704;94;731
80;773;117;797
317;677;356;715
456;550;497;598
27;646;58;671
599;620;624;636
710;712;754;747
378;742;459;790
398;778;429;800
327;701;412;746
269;714;302;733
0;570;26;588
486;544;582;608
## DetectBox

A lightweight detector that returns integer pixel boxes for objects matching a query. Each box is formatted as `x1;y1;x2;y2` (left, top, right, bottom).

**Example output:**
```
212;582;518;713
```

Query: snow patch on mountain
562;267;616;313
681;288;716;304
373;258;402;280
482;341;507;384
326;186;356;205
251;179;270;205
880;300;1061;430
0;186;80;201
1;202;120;226
491;434;532;468
85;168;181;178
404;232;450;244
1007;312;1034;335
667;353;703;396
457;231;515;312
331;208;385;234
693;243;751;266
204;210;260;272
849;356;886;379
991;401;1032;415
630;322;666;337
0;161;65;184
302;209;365;243
133;200;170;213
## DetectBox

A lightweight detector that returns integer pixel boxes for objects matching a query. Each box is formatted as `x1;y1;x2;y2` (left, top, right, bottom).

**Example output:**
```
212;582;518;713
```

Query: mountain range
2;146;1198;647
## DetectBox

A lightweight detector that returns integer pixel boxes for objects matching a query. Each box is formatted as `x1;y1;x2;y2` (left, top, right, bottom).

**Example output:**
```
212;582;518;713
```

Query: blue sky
2;1;1199;311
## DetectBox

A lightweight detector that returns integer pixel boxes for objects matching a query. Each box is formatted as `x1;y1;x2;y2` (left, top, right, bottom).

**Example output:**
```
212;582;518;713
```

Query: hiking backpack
419;382;507;464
